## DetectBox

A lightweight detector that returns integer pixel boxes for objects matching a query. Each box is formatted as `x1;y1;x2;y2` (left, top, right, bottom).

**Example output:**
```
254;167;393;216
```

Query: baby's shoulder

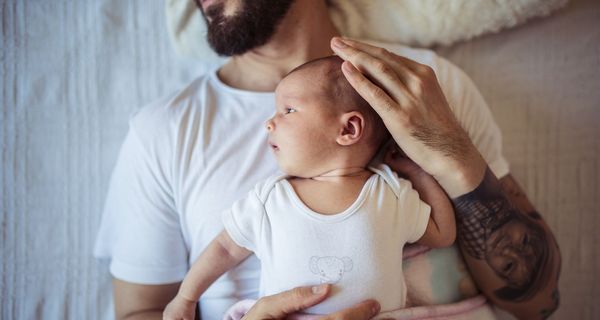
369;163;416;198
250;173;289;203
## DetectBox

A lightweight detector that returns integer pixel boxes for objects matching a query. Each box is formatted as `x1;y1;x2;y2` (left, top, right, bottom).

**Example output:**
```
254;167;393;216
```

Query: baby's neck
309;167;372;183
288;167;374;215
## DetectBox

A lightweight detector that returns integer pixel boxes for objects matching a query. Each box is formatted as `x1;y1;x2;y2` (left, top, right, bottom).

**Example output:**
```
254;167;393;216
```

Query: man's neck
218;1;340;92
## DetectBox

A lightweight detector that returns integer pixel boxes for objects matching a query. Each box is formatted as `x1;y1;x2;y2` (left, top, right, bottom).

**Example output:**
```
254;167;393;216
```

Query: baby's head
266;56;389;178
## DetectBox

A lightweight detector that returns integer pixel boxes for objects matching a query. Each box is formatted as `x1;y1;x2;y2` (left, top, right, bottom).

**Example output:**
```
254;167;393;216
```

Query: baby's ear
336;111;364;146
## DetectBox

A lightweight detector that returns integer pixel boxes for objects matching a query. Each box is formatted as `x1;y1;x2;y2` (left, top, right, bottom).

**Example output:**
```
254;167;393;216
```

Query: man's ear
336;111;365;146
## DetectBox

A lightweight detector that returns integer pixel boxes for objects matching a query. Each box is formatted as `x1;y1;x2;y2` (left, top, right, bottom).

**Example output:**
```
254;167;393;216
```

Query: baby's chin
278;164;313;178
281;169;310;178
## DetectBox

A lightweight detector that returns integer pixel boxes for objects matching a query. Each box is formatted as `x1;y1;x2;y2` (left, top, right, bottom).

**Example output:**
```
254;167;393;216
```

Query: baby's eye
284;107;297;114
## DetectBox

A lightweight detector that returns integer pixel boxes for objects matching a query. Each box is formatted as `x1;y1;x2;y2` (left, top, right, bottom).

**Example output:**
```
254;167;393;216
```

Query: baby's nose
265;119;274;131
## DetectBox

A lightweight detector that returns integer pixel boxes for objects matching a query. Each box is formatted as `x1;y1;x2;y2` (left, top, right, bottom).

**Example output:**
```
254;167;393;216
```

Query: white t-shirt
94;41;509;320
222;164;431;314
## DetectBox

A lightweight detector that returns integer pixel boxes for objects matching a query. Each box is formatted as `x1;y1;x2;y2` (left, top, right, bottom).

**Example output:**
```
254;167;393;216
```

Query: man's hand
330;37;486;197
243;284;380;320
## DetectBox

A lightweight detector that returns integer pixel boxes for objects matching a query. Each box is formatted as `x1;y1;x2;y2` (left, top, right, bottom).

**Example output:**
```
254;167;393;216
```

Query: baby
164;56;456;319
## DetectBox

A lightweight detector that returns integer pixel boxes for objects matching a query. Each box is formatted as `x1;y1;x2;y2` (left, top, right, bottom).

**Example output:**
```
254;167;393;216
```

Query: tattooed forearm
452;168;553;303
540;289;560;319
499;174;536;215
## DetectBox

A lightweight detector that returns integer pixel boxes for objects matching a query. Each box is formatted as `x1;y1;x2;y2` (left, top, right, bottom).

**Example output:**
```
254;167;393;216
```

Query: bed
1;0;598;318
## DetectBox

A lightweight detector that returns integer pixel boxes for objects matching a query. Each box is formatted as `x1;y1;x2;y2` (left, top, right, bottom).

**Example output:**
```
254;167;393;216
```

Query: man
94;0;560;319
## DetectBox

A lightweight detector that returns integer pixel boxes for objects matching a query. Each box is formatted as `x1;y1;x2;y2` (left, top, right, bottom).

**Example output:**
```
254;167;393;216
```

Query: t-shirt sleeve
396;178;431;244
221;188;266;254
93;118;188;284
435;56;510;179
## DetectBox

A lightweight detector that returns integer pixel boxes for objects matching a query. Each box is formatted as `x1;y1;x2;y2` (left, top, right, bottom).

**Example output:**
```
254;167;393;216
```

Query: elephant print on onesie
309;256;354;284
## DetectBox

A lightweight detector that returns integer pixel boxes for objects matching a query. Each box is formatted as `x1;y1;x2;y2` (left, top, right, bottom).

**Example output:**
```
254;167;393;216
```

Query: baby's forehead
277;73;336;105
279;60;343;95
282;69;330;89
290;58;342;82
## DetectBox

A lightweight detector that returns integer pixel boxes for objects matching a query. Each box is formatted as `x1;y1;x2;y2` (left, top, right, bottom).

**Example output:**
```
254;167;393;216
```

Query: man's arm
330;37;561;319
498;174;561;318
113;278;181;320
453;172;561;319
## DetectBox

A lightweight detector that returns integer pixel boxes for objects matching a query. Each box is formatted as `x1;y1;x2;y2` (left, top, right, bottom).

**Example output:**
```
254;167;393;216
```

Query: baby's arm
163;230;251;320
410;169;457;248
384;147;456;248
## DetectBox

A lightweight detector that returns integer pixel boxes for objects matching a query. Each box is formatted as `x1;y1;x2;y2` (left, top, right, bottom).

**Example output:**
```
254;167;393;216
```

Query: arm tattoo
453;168;552;302
540;289;560;319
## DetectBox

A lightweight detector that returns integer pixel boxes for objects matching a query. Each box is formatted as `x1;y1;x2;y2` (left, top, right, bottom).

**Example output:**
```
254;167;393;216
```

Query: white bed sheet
1;0;598;319
1;1;203;319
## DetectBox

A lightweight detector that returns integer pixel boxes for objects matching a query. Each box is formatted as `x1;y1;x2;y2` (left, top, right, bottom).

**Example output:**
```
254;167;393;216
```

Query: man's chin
201;0;295;56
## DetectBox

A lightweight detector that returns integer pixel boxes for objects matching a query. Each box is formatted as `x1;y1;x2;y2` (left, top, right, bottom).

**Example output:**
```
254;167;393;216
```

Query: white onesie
222;163;431;314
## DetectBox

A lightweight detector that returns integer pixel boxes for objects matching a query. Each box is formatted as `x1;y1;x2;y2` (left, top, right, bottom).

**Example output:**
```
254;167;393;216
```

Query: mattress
1;0;598;318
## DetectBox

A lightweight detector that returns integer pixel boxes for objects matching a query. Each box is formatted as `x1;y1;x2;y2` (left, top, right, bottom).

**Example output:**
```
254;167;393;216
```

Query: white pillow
165;0;569;62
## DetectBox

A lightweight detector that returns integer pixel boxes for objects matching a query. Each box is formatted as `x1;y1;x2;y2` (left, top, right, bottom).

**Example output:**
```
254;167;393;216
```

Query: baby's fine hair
287;56;390;150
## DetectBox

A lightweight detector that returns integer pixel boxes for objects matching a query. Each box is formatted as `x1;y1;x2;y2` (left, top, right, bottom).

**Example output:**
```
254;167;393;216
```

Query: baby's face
266;71;339;177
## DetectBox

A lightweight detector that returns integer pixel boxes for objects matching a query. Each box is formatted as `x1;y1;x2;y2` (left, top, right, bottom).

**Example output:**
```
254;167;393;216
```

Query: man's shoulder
131;74;212;126
125;72;218;146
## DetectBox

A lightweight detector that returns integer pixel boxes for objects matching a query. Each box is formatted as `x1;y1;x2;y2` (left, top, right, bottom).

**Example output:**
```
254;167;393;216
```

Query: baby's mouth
269;142;279;151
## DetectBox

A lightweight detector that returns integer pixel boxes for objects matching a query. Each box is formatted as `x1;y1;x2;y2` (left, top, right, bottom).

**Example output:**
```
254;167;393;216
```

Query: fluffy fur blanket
165;0;569;61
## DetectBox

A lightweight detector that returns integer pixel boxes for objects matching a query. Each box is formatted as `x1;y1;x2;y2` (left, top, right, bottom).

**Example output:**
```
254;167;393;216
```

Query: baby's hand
384;143;428;179
163;294;197;320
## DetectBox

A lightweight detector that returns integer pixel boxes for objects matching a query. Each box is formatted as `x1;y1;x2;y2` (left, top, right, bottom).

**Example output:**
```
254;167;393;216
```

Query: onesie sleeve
222;188;267;254
396;178;431;244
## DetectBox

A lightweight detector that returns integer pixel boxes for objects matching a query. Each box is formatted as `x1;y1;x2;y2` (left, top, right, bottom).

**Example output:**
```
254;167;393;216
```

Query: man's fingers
248;284;330;319
274;285;330;314
331;37;424;115
244;285;380;320
331;37;426;73
332;38;411;100
331;37;437;100
320;300;380;320
340;61;403;118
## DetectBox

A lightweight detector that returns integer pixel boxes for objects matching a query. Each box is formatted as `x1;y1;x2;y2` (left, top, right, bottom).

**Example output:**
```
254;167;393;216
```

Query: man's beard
200;0;294;56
